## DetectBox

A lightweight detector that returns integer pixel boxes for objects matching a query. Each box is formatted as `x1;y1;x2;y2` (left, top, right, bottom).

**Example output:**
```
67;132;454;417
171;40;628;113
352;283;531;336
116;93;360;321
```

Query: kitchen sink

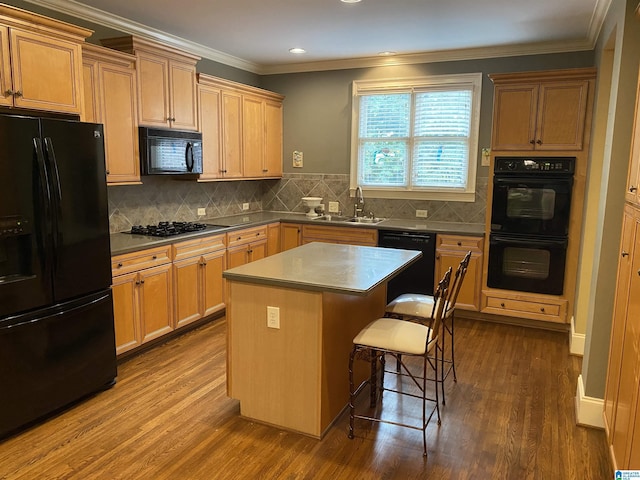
311;215;385;225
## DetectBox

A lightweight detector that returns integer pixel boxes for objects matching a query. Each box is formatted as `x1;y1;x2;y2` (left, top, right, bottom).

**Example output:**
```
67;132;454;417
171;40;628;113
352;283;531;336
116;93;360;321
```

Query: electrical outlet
416;209;428;218
481;147;491;167
328;201;340;213
267;306;280;329
293;151;303;168
242;203;250;211
197;207;206;216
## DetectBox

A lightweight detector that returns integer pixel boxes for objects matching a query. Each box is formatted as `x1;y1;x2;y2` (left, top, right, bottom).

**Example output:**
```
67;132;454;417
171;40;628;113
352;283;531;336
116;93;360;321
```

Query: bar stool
385;251;471;404
348;267;451;457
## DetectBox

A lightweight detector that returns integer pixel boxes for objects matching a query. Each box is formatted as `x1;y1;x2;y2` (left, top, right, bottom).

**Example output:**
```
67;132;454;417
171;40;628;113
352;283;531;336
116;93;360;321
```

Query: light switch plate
416;209;428;218
242;203;250;211
267;306;280;329
197;207;206;216
328;201;340;213
481;148;491;167
293;151;303;168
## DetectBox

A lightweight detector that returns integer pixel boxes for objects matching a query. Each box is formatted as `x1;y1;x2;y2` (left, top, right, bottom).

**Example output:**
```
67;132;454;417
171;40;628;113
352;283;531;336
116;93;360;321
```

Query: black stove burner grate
129;221;208;237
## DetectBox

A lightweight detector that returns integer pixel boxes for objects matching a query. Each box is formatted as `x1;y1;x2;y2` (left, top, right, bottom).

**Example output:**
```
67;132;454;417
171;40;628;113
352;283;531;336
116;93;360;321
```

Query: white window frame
349;73;482;202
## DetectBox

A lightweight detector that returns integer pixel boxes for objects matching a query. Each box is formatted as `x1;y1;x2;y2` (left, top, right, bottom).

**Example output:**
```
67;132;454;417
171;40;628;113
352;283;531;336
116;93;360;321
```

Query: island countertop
222;242;422;296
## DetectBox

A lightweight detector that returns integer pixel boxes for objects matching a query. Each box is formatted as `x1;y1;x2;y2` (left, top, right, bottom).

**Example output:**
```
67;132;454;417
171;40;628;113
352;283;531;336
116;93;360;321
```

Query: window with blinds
351;74;482;201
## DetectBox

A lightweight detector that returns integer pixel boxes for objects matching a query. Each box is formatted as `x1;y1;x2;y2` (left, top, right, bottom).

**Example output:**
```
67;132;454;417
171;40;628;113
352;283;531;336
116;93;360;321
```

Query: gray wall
260;53;595;177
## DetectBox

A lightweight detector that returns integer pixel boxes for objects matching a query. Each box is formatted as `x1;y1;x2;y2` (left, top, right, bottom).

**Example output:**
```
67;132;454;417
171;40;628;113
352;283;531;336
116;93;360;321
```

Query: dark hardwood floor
0;316;612;479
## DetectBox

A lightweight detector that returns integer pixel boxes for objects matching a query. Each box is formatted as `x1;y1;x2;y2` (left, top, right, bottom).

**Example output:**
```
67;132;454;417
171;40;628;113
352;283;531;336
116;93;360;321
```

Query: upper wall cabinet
0;4;90;115
626;67;640;205
489;68;596;151
101;36;200;131
82;44;140;185
197;74;284;181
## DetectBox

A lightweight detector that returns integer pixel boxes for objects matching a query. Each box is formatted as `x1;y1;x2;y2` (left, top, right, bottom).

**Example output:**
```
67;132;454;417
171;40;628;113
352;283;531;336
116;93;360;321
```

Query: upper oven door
491;176;573;236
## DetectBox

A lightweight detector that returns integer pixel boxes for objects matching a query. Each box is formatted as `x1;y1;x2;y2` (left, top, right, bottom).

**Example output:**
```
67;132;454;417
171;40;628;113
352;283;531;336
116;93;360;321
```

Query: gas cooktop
127;221;220;237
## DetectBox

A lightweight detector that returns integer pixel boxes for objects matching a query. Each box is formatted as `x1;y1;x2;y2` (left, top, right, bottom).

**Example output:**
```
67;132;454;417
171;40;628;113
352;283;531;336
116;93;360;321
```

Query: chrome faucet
354;186;365;217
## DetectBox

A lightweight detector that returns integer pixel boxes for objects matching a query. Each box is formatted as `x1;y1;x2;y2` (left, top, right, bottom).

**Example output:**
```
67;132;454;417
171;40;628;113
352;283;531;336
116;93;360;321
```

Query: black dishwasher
378;230;436;303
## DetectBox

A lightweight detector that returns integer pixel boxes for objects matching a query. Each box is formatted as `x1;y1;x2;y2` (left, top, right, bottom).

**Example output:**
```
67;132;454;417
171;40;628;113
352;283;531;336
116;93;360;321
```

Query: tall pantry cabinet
603;67;640;471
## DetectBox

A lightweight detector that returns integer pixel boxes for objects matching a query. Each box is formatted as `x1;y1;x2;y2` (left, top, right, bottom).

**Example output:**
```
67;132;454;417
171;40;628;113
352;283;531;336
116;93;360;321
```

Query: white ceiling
25;0;609;74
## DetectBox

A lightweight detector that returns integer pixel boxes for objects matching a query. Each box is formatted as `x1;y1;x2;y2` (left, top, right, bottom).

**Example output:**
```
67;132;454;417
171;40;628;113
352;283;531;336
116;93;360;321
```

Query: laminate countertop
110;211;484;256
222;242;422;296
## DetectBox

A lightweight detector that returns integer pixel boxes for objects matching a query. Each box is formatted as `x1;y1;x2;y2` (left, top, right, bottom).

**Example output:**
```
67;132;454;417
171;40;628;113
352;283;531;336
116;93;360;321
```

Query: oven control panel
494;157;575;174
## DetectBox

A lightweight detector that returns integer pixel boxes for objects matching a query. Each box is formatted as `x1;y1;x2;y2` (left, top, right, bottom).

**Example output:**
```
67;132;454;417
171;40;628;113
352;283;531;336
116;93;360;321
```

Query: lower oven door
487;234;567;295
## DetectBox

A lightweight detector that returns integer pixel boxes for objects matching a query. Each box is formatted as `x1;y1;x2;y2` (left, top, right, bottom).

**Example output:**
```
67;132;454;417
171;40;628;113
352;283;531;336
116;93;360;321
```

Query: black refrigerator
0;114;117;438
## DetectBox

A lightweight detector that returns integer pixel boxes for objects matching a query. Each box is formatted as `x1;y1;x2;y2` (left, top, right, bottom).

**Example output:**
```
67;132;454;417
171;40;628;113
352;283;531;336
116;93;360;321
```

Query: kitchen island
223;242;421;438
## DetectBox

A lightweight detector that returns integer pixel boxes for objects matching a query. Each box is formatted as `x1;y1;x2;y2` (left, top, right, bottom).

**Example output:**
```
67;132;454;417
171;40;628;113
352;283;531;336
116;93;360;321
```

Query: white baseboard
570;316;585;356
575;374;604;428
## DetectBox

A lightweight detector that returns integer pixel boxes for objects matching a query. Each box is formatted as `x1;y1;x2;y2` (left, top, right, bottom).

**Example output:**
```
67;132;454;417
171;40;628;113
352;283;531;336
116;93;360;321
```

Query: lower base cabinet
111;246;174;355
172;234;227;329
435;234;483;311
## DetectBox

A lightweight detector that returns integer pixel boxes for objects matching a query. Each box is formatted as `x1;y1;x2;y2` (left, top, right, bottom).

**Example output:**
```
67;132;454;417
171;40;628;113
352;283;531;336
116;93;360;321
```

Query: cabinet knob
140;279;145;284
14;91;22;98
106;170;110;175
529;139;535;145
263;169;268;172
536;139;542;145
457;241;462;246
630;186;638;193
637;270;640;276
117;262;123;268
622;251;630;257
152;255;157;260
500;302;505;308
4;89;14;96
248;249;253;254
135;280;140;285
540;307;545;313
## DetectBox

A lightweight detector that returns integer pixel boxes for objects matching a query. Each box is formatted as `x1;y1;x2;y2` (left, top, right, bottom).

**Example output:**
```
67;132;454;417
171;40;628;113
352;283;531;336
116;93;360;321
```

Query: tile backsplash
108;173;487;233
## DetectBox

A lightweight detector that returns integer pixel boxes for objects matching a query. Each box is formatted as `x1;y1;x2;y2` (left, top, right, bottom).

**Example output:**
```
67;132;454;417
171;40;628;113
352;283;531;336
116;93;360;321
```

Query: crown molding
257;39;596;75
22;0;261;73
23;0;606;76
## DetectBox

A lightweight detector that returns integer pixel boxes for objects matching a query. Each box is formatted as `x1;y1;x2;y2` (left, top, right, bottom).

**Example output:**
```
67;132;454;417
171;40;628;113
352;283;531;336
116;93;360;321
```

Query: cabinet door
626;68;640;205
139;263;174;343
491;84;538;151
198;85;223;180
137;52;170;127
435;249;482;311
9;28;84;114
605;205;636;439
264;100;283;177
202;249;226;317
0;26;11;108
221;90;244;178
112;272;141;355
173;256;202;329
169;60;198;131
535;81;589;150
99;62;140;184
227;244;249;269
82;60;99;123
242;95;265;178
281;223;302;252
248;240;267;263
267;222;281;256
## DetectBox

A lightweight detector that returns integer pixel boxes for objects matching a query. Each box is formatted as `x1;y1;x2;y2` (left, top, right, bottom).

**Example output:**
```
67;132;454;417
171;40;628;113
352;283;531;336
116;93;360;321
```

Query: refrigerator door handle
33;137;53;275
43;137;64;273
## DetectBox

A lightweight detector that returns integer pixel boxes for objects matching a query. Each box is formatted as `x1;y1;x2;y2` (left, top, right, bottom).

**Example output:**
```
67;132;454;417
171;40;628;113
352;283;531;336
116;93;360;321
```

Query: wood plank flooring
0;317;612;479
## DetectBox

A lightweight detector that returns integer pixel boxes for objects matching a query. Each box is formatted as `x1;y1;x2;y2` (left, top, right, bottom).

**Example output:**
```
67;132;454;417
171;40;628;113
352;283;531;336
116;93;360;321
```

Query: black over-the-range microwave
139;126;203;175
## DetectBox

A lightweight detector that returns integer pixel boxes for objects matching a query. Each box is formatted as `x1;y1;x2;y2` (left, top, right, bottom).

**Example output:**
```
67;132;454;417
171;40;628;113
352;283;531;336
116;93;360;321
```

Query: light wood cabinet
197;74;284;180
111;246;174;355
281;223;302;252
172;234;226;329
226;225;268;268
101;36;199;131
267;222;281;256
626;67;640;204
82;44;140;185
604;202;640;470
489;68;595;151
301;224;377;246
435;234;483;311
0;5;90;114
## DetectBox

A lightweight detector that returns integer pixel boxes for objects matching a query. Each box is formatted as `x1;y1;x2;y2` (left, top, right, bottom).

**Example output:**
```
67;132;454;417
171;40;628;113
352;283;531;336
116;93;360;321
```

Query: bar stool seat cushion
353;317;434;355
386;293;435;318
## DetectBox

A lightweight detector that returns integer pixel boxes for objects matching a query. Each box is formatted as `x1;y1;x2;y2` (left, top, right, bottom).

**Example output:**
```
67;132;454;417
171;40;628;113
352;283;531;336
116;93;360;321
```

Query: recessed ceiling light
378;51;397;56
341;0;362;3
289;47;306;54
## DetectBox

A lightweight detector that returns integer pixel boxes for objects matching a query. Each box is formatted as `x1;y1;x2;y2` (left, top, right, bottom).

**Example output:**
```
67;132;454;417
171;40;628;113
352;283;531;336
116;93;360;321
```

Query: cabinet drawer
483;293;567;323
112;245;171;276
302;225;377;246
172;233;226;261
437;234;483;252
226;226;267;247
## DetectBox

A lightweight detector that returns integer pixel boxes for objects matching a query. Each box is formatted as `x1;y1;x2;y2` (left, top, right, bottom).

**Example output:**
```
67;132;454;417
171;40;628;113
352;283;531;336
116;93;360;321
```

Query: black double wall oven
487;157;575;296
